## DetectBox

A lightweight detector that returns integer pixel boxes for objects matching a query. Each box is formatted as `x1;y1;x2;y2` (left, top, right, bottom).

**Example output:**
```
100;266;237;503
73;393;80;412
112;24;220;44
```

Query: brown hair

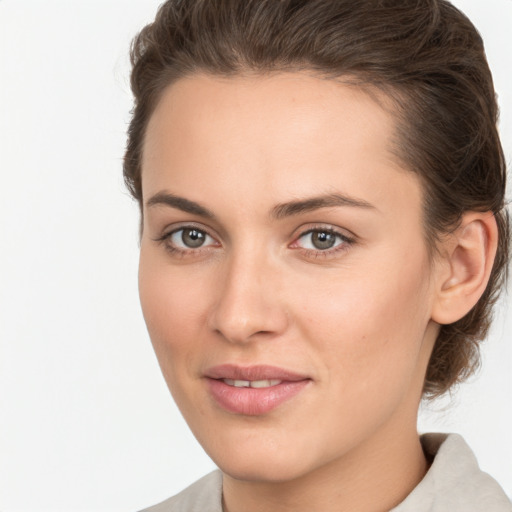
124;0;510;398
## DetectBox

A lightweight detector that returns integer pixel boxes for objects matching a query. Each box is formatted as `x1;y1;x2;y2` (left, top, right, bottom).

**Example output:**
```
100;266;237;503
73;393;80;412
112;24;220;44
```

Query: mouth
221;378;282;388
204;363;309;382
204;364;311;416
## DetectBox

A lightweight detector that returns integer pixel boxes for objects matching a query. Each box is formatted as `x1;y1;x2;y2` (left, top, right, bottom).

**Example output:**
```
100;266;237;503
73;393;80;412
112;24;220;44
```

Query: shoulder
139;470;223;512
392;433;512;512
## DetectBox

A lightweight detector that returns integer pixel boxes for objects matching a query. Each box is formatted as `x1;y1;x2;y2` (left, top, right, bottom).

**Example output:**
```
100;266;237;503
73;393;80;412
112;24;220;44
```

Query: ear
431;212;498;325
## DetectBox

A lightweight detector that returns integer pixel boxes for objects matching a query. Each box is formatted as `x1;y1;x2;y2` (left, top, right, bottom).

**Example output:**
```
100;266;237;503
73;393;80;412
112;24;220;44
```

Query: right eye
167;227;217;250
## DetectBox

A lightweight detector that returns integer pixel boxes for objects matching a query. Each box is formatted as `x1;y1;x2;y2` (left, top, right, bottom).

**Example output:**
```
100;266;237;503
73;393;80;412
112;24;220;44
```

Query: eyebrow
271;193;375;219
145;191;375;219
146;192;216;218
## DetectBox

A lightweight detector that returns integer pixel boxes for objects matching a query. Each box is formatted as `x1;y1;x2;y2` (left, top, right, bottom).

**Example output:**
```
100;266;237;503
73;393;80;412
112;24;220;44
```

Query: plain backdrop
0;1;510;510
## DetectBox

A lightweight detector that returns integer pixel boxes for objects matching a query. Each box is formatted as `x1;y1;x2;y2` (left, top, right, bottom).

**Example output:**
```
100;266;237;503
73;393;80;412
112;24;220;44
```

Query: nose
207;252;289;344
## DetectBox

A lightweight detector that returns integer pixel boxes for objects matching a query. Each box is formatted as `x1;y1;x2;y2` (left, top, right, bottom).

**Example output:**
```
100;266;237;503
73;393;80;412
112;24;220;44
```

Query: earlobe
431;212;498;325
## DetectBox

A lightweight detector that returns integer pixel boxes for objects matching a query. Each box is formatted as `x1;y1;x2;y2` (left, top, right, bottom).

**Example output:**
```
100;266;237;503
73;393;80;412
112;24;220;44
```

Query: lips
205;364;309;381
204;364;311;416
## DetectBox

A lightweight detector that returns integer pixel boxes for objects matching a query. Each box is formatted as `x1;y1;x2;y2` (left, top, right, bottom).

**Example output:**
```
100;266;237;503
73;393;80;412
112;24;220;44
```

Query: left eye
296;230;345;250
169;228;215;249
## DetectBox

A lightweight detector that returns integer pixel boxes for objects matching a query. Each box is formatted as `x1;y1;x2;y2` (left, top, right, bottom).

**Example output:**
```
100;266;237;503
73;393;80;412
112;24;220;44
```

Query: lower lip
206;378;310;416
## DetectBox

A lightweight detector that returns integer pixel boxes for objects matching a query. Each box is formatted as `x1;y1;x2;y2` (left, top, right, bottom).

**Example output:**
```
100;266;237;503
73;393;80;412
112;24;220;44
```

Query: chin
217;456;311;483
200;428;327;484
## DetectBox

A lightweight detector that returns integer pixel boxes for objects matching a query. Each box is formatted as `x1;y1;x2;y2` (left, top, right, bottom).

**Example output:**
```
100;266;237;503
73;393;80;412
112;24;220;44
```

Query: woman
123;0;511;510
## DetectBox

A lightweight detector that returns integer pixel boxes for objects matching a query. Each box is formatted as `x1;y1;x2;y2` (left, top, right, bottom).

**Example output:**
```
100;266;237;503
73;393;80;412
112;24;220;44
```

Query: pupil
312;231;335;250
182;229;205;248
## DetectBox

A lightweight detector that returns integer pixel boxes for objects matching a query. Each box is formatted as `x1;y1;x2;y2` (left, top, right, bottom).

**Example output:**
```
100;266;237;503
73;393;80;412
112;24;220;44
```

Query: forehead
146;72;395;146
142;72;421;219
143;72;399;166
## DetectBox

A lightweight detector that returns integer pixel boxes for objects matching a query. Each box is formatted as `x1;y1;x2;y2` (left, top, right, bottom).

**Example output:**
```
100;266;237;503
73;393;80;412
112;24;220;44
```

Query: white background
0;1;510;510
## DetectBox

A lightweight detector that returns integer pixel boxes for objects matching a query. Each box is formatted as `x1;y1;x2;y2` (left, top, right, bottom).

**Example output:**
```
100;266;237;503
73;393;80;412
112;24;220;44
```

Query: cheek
138;247;210;373
294;247;432;394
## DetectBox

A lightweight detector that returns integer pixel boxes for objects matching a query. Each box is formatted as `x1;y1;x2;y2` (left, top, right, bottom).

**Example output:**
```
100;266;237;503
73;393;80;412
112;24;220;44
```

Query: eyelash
154;224;355;259
290;226;355;259
154;224;219;258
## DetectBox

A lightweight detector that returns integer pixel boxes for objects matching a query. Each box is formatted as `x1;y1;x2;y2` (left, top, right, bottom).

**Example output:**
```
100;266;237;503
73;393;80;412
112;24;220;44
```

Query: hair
123;0;510;398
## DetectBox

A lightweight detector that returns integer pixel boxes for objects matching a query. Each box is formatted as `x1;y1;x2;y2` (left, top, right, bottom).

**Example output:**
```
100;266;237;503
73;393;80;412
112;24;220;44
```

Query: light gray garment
140;433;512;512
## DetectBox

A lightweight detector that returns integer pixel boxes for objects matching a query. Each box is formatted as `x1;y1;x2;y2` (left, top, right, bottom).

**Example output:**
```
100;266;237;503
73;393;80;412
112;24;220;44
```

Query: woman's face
139;72;441;481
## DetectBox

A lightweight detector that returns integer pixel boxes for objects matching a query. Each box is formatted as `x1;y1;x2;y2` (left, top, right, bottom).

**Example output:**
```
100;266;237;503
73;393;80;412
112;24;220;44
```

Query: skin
138;72;496;512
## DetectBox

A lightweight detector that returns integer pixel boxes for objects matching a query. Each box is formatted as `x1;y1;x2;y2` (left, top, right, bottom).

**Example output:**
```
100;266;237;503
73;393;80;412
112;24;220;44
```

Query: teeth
250;379;281;388
222;379;282;388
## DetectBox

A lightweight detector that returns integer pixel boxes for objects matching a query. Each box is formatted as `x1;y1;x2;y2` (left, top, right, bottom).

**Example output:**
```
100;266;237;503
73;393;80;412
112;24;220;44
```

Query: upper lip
204;364;310;382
